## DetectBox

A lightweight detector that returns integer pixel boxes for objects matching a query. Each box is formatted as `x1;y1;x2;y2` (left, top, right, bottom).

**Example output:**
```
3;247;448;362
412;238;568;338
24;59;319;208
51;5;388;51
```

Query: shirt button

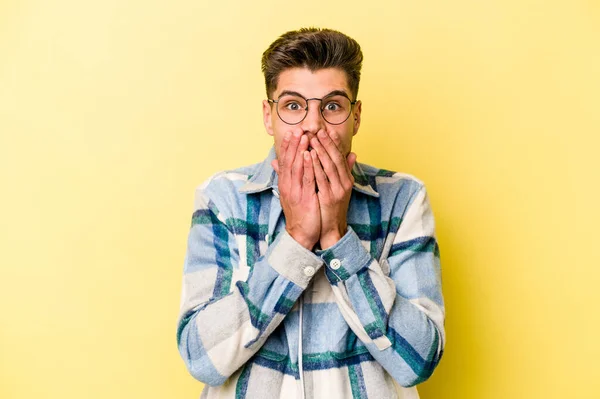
304;266;315;277
330;259;342;270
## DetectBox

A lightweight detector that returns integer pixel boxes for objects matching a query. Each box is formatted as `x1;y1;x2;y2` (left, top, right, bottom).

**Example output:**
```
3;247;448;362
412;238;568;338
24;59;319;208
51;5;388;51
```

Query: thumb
271;159;279;174
346;152;357;171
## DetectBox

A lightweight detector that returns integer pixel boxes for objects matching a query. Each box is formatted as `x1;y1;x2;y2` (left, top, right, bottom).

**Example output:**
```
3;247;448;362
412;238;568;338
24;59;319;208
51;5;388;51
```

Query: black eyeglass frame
267;93;357;125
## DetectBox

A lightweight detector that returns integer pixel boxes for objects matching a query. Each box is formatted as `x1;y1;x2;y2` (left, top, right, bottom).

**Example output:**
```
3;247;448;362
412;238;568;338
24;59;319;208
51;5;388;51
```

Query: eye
324;102;341;111
284;102;303;111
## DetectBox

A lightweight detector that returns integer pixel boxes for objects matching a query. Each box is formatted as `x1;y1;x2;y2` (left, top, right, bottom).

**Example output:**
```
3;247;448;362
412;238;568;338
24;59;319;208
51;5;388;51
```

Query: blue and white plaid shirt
176;146;445;399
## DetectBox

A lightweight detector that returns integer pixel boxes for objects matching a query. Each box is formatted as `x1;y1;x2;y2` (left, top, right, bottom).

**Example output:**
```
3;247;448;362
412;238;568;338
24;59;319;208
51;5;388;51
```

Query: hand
309;130;357;249
272;130;321;250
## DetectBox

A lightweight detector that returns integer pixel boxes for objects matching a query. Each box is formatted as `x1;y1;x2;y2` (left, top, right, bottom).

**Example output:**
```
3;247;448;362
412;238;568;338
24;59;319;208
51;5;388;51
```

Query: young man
176;28;445;399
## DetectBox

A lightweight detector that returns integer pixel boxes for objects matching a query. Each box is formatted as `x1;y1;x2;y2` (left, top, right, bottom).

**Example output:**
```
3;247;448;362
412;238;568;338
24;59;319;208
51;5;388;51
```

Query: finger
346;152;357;187
292;135;309;194
302;151;315;196
346;152;357;172
283;130;302;182
278;131;292;168
317;130;347;175
310;135;341;189
311;149;332;196
330;132;351;174
329;131;343;151
304;133;316;150
318;131;355;191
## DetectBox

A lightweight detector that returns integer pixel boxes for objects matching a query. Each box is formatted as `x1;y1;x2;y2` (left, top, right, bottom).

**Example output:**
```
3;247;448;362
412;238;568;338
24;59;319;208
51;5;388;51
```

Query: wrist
286;227;317;250
319;226;346;249
320;236;340;250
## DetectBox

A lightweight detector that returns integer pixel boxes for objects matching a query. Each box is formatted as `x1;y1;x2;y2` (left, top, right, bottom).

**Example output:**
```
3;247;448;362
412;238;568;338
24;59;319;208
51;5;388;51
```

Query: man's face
262;67;362;160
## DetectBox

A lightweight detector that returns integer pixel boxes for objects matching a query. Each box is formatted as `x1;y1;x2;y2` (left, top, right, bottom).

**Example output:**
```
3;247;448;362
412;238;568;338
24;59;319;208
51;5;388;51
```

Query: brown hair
261;27;363;100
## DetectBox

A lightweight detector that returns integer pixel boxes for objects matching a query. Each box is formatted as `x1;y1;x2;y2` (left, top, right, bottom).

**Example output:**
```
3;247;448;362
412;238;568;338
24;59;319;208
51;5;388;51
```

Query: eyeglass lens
276;95;352;125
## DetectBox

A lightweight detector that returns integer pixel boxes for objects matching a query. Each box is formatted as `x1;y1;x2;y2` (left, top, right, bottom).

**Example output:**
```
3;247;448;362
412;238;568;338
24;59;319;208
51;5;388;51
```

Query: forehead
274;67;351;98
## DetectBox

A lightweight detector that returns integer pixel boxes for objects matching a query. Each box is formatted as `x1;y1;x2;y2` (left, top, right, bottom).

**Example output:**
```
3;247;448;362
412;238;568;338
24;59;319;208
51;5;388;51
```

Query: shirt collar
238;145;380;198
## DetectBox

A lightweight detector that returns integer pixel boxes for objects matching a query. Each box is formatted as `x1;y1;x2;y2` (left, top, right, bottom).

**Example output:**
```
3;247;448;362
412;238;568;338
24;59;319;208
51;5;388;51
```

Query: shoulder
357;161;426;200
192;161;263;213
356;162;433;226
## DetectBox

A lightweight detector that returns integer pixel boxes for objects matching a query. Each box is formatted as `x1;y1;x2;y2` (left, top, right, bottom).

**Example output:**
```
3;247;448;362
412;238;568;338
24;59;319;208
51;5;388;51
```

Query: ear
263;100;274;136
352;100;362;136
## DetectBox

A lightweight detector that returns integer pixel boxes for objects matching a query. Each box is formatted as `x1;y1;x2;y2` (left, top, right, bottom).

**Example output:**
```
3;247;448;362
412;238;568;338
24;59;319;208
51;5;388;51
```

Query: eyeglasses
267;93;357;125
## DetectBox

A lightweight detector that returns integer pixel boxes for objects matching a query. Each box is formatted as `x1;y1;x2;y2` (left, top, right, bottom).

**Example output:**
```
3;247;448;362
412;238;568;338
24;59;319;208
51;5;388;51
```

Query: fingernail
294;130;302;138
318;130;326;138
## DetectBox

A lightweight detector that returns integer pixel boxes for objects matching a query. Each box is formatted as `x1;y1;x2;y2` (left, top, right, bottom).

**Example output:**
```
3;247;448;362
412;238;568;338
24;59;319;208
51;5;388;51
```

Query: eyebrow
276;89;351;100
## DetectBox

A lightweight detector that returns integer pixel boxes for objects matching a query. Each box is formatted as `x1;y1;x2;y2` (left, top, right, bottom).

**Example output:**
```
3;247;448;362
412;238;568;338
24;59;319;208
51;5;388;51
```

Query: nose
300;99;327;135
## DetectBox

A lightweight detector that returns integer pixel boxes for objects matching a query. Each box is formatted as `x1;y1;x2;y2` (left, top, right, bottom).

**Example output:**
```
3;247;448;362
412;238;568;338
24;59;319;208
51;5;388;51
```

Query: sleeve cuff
267;230;324;289
315;226;373;283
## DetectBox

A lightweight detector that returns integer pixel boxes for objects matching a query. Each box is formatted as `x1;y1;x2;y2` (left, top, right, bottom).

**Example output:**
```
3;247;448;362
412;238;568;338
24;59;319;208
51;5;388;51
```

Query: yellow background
1;0;598;398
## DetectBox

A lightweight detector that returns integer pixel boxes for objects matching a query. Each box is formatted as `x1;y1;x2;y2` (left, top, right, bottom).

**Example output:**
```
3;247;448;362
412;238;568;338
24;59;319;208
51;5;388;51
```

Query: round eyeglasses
267;93;357;125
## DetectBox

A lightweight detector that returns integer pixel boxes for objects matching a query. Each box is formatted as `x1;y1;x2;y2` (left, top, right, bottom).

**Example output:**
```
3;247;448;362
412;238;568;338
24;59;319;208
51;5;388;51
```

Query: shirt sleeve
315;183;446;387
176;185;324;386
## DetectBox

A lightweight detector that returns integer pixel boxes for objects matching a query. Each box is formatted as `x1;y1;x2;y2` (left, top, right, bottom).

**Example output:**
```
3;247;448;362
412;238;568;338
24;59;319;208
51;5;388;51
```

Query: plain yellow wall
1;0;599;398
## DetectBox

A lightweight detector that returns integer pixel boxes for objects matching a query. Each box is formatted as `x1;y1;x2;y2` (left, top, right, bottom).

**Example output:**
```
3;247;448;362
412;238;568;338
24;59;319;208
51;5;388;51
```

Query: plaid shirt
176;146;445;399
